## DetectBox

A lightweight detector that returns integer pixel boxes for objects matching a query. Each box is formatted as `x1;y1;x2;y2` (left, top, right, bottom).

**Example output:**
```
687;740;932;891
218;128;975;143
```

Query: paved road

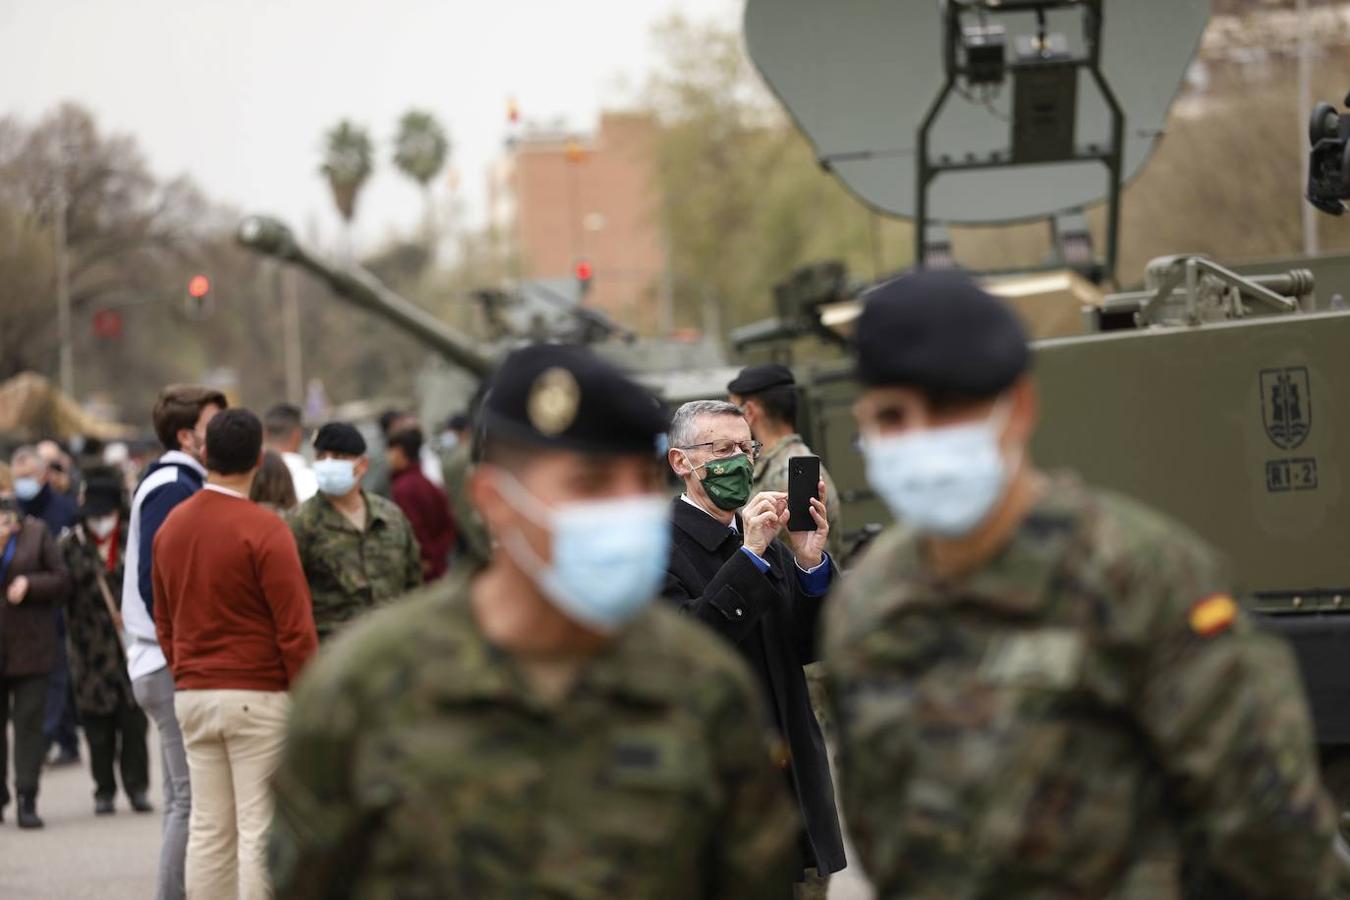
2;728;161;899
1;725;874;899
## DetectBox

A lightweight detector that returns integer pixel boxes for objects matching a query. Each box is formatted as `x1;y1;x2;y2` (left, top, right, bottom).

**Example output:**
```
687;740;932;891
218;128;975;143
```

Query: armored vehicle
740;0;1350;801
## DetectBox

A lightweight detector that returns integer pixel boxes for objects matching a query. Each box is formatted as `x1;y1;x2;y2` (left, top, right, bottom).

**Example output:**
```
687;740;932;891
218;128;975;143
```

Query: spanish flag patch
1189;594;1238;637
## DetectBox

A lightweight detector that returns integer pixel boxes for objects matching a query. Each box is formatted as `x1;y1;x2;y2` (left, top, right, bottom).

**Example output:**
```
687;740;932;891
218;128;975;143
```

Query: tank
235;215;742;415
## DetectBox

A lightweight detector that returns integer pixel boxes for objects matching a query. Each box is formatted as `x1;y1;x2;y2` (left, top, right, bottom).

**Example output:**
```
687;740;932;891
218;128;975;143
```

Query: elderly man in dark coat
59;468;152;816
662;399;846;896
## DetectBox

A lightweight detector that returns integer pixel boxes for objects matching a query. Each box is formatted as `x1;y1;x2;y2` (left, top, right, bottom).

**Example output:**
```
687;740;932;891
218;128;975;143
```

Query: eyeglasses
678;439;762;461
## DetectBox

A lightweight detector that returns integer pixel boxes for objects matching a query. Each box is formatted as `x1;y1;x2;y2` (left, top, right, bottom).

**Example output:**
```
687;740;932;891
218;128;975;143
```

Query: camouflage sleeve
706;665;802;900
819;530;911;878
268;647;373;899
286;510;310;578
403;519;423;590
1130;541;1341;898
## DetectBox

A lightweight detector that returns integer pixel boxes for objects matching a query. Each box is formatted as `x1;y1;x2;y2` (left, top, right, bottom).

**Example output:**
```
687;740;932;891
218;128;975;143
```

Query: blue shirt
739;545;832;597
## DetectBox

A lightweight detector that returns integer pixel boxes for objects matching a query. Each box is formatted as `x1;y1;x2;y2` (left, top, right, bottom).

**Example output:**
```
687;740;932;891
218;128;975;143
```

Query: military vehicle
739;0;1350;807
235;215;741;426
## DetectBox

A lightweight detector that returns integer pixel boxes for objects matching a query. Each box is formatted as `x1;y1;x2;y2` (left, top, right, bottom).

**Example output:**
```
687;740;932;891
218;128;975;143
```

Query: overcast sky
0;0;737;252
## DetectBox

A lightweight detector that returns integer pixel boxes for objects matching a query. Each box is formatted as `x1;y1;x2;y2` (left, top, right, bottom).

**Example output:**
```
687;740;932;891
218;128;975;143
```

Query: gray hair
669;400;743;450
10;445;43;471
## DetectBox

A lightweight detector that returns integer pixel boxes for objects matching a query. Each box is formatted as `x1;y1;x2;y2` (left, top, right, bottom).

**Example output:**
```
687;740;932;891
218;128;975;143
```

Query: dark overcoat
0;517;72;678
59;521;135;716
661;497;846;875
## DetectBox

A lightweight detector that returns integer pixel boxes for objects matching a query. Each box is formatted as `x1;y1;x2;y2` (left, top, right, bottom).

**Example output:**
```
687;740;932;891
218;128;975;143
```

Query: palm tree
392;110;450;245
320;120;374;260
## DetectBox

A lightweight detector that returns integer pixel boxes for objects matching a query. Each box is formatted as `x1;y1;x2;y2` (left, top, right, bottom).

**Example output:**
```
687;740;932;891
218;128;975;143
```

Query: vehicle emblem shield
1261;367;1312;450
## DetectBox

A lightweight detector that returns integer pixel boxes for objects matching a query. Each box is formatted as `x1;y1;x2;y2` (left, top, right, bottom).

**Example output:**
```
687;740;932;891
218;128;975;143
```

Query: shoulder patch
1189;593;1238;637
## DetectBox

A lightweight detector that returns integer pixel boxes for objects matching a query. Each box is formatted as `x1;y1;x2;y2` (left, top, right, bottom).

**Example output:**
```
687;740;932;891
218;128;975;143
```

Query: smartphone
787;456;821;532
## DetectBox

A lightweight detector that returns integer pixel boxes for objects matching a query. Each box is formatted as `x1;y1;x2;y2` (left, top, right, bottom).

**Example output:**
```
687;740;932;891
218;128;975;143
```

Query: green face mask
694;453;753;511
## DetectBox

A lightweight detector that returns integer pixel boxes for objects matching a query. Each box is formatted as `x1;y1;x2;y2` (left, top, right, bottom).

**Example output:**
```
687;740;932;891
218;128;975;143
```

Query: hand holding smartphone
787;456;821;532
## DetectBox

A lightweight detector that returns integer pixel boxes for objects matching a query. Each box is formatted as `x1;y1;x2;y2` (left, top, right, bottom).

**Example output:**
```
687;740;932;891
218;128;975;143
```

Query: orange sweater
152;486;317;691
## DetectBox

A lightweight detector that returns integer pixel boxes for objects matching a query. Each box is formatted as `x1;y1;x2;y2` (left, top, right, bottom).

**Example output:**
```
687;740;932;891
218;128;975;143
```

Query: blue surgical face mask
313;458;358;497
13;477;41;502
863;401;1012;538
495;472;671;633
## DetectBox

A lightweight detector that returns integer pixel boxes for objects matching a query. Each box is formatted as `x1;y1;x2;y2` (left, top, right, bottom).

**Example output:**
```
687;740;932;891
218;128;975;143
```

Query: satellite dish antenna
744;0;1210;284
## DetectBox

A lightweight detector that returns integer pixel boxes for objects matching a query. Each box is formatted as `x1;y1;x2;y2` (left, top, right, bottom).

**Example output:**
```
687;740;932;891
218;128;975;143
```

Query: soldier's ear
1006;378;1039;447
468;464;510;535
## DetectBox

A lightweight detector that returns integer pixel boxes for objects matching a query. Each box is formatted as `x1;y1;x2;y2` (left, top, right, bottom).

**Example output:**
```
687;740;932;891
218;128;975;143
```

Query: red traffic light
188;275;210;299
92;308;123;340
574;260;593;281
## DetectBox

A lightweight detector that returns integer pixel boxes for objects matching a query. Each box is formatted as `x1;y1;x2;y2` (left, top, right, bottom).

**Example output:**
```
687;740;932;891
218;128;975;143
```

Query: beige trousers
175;689;290;900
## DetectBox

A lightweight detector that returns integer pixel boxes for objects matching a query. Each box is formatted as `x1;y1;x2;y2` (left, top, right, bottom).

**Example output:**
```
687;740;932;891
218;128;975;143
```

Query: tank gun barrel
236;215;494;379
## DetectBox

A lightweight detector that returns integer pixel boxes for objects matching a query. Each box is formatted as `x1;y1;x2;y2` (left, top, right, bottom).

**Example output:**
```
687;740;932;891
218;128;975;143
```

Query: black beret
727;363;795;396
79;467;124;518
312;422;367;456
482;344;668;456
855;269;1030;396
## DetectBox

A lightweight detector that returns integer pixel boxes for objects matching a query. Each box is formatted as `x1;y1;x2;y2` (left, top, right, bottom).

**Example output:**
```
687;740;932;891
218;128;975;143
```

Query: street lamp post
54;173;74;397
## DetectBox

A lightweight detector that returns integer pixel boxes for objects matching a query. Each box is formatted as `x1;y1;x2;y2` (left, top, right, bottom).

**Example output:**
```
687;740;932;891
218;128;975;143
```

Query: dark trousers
1;674;49;805
84;692;150;801
44;611;80;757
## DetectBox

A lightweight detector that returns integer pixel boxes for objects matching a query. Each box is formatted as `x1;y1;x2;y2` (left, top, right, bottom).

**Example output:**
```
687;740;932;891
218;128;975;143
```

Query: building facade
488;113;666;333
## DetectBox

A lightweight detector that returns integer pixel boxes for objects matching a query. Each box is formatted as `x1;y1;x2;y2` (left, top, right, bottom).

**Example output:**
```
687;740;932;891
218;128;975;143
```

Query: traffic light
574;259;593;297
92;308;122;340
185;274;212;319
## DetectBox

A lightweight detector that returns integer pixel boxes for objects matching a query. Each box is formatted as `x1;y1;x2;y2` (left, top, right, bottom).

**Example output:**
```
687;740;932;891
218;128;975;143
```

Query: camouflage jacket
269;570;801;900
824;473;1340;900
288;491;422;641
59;522;134;717
753;433;842;560
439;440;491;572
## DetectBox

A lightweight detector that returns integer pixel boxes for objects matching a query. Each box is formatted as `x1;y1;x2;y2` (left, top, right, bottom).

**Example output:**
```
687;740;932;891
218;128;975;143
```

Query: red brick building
488;113;666;333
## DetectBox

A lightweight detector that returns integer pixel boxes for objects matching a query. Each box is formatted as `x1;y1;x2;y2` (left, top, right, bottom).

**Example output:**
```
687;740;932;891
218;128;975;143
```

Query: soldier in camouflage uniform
269;344;800;899
436;412;492;571
826;269;1344;899
289;423;421;641
728;364;842;562
440;436;492;571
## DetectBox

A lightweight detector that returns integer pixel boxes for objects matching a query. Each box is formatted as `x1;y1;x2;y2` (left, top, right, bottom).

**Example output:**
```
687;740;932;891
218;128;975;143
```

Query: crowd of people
0;268;1345;899
0;393;459;857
